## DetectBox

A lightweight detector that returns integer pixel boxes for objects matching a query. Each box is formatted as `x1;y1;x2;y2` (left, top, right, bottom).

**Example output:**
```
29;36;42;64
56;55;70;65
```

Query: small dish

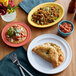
1;22;31;47
58;20;74;37
28;2;64;28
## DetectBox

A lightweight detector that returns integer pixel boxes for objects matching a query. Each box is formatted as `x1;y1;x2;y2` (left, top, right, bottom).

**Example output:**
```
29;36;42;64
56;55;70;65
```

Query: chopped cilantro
60;54;62;56
55;16;58;19
41;22;43;25
36;49;38;51
31;19;34;21
46;7;50;11
41;17;43;21
14;27;20;33
51;44;54;46
46;50;49;54
37;20;39;24
8;27;14;38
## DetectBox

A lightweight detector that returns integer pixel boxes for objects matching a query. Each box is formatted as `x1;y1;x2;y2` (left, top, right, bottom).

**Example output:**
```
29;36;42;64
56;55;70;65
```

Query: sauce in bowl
59;22;72;33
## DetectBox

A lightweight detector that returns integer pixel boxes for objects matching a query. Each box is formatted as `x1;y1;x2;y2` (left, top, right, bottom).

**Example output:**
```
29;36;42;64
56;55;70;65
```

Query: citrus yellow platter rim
28;2;64;28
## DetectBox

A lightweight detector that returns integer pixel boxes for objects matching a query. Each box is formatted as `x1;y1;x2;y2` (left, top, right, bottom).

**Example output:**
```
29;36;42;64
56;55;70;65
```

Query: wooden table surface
0;0;76;76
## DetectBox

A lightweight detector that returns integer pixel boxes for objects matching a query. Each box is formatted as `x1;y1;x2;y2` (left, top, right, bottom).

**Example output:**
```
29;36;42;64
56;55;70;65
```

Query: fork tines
10;53;18;63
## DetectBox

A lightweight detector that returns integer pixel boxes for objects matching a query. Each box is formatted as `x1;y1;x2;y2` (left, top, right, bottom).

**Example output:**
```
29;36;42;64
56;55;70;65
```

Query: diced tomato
20;35;26;38
21;32;23;35
59;22;72;33
68;24;71;27
23;35;26;37
62;30;65;33
21;35;23;38
16;25;20;29
8;38;11;40
59;24;64;30
64;22;68;26
65;25;69;30
17;27;20;29
16;36;20;39
17;25;19;27
21;35;24;38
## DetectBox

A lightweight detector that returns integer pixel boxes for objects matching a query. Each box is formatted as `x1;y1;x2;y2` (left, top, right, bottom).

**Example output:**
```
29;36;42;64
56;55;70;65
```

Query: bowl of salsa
1;22;31;47
58;20;74;37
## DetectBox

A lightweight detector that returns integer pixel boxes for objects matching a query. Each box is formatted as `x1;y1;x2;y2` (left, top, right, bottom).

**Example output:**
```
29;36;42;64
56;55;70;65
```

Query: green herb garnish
50;18;53;20
60;54;62;56
14;27;20;33
50;14;53;17
37;20;39;24
16;33;21;37
55;16;58;19
41;22;43;25
51;44;54;46
8;27;14;38
46;7;50;11
31;19;34;21
46;50;49;54
41;17;43;21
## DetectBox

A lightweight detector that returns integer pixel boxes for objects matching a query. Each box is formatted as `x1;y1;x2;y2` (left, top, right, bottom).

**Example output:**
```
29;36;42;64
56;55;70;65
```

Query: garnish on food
46;49;49;54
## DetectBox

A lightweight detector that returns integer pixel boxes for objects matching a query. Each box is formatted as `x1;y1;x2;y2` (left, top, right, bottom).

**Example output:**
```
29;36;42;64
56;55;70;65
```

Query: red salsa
59;22;72;33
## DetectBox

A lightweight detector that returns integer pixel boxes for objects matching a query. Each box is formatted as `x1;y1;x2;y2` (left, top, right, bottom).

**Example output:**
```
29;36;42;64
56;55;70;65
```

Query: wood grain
0;0;76;76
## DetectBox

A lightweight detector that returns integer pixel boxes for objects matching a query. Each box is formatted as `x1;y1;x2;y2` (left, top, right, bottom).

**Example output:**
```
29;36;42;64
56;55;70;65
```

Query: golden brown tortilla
32;43;64;68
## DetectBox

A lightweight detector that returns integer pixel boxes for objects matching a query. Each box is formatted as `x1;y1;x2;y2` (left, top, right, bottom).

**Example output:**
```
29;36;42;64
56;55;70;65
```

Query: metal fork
10;53;33;76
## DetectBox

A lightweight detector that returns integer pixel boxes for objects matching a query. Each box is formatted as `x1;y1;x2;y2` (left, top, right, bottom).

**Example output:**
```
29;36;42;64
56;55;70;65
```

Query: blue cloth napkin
19;0;56;13
0;47;47;76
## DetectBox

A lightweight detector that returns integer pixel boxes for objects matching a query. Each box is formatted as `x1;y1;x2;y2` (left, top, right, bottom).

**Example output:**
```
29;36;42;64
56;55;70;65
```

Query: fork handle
19;66;25;76
19;64;33;76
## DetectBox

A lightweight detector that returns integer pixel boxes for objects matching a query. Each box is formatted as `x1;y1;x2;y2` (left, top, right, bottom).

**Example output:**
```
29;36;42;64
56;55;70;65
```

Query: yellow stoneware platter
28;2;64;28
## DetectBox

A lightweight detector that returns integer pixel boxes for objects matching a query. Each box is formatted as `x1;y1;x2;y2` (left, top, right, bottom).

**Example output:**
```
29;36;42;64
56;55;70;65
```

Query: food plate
28;2;64;28
1;22;31;47
27;34;72;74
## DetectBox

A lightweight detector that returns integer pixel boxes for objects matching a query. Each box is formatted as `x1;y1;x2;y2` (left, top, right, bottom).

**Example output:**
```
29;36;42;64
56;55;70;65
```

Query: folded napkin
0;47;46;76
19;0;56;13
